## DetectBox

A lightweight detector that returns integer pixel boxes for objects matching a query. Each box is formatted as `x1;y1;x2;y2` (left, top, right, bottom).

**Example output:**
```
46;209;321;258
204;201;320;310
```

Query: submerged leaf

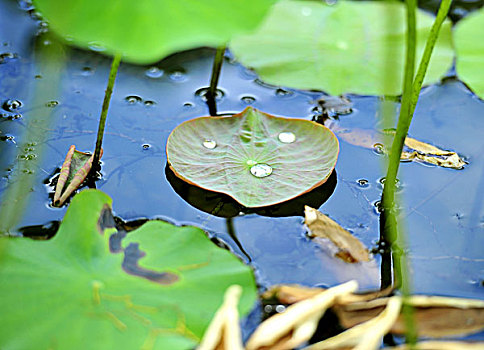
305;206;370;263
197;285;244;350
53;145;102;206
0;190;257;349
166;107;339;208
246;281;358;350
230;0;452;96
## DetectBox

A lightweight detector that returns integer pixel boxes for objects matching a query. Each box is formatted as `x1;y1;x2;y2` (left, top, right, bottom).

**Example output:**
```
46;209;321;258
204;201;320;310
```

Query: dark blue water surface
1;0;483;340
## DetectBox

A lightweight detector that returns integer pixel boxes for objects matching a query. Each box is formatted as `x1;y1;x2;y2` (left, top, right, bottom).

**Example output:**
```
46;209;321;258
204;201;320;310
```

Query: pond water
1;0;483;343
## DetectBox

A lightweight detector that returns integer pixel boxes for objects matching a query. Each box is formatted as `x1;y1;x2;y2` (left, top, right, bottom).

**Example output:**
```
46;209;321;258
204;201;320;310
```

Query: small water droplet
145;67;164;79
301;7;312;16
278;132;296;144
125;95;142;105
373;200;383;215
169;69;187;82
250;163;272;178
183;102;194;108
373;143;385;155
264;305;273;313
144;100;156;107
88;42;106;52
203;140;217;149
357;179;369;188
275;305;286;313
2;99;22;112
142;144;151;150
45;100;58;107
241;96;256;104
275;88;293;97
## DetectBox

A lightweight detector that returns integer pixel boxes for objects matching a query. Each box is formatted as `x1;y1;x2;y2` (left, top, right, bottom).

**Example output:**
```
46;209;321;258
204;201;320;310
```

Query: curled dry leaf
246;280;359;350
305;206;370;263
197;285;244;350
385;341;484;350
330;124;466;169
335;295;484;338
304;296;402;350
53;145;103;207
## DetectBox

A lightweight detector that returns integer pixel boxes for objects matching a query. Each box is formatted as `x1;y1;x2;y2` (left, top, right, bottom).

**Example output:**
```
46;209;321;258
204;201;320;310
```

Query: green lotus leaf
454;7;484;99
230;0;453;96
0;190;257;349
166;107;339;208
32;0;276;64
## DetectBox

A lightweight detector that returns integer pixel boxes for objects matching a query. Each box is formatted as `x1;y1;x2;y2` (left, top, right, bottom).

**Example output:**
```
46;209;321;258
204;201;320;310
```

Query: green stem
207;46;226;116
381;0;452;346
92;53;122;168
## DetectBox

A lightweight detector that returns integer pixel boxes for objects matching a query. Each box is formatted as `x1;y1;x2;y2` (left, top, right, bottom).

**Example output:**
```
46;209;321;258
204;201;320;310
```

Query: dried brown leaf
197;285;244;350
246;281;358;350
305;206;370;263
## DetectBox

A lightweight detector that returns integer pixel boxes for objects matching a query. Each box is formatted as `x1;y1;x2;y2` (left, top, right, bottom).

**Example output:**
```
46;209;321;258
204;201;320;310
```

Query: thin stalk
206;46;226;116
92;53;122;168
381;0;452;346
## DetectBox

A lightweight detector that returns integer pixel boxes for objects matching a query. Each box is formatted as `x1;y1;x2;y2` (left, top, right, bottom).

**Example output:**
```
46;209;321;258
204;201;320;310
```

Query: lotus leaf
230;0;453;96
166;107;339;208
32;0;276;64
0;190;257;349
454;7;484;99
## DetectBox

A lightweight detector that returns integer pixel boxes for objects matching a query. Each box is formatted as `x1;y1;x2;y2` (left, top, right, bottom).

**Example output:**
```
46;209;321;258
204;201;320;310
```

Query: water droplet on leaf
278;132;296;143
250;163;272;178
203;140;217;149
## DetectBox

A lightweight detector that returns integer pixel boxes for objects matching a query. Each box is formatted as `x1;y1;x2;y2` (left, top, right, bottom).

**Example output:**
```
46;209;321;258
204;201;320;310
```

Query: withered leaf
53;145;102;207
246;281;358;350
304;296;402;350
330;124;466;169
335;295;484;338
197;285;244;350
305;206;370;263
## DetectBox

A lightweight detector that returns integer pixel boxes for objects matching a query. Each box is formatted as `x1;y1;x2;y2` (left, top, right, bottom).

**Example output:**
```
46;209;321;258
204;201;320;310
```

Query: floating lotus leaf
32;0;276;64
230;0;453;96
166;107;339;208
0;190;257;349
454;7;484;99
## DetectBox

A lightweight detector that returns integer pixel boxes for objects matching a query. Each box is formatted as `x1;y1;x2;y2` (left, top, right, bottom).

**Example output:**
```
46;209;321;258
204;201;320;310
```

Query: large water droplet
145;67;164;79
278;132;296;143
203;140;217;149
250;163;272;178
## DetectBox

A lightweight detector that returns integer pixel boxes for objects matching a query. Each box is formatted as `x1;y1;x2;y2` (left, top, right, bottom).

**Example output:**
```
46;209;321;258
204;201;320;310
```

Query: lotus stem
207;46;226;116
92;53;121;169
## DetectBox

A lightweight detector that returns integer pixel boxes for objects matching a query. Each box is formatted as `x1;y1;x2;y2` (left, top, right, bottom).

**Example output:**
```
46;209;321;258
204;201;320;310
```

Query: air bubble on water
169;69;187;82
373;200;383;215
2;99;22;112
203;140;217;149
241;96;256;104
275;305;286;313
142;144;151;150
264;305;273;313
144;100;156;107
125;95;142;104
250;163;272;178
183;102;194;108
145;67;164;79
357;179;369;188
195;87;225;102
278;132;296;144
373;143;385;155
275;88;293;97
45;100;59;107
81;66;93;76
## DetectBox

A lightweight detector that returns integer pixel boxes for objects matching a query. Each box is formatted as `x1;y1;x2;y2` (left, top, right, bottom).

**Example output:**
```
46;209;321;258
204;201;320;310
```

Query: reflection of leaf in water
330;124;466;169
305;206;370;263
53;145;102;206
